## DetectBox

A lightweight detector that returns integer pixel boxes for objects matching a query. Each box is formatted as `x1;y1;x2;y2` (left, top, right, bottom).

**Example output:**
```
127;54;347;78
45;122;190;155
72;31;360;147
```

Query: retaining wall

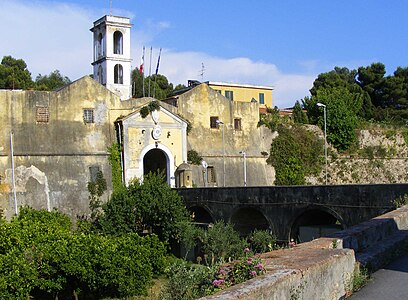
201;205;408;299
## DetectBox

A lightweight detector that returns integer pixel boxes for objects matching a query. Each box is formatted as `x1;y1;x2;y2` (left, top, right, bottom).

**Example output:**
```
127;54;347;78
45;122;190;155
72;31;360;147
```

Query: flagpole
148;46;152;97
153;48;162;98
142;46;145;97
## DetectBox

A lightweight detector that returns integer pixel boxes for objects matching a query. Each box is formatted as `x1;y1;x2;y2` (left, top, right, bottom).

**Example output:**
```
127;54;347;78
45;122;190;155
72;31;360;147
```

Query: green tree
257;107;282;131
357;62;386;108
100;172;190;247
305;66;372;121
35;70;71;91
131;67;144;98
314;87;362;150
0;56;34;89
131;69;175;100
293;100;308;124
310;66;360;97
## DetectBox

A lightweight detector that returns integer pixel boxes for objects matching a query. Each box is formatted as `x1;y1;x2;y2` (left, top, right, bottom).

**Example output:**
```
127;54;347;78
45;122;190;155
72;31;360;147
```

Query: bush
100;172;190;247
160;260;214;300
0;207;167;299
267;125;323;185
187;149;202;165
248;229;277;254
198;221;247;265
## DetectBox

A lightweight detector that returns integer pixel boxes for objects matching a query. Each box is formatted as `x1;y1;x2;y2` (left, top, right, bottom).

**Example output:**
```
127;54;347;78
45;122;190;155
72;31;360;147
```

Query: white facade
90;15;132;100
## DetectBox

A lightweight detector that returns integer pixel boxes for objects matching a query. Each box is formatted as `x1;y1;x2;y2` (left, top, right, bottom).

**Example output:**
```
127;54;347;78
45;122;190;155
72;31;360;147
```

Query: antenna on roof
109;0;112;15
200;63;205;82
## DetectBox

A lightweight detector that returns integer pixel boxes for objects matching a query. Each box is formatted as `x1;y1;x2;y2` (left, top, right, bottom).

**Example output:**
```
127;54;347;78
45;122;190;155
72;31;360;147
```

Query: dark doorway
143;149;168;182
290;209;343;243
230;207;270;237
189;206;214;227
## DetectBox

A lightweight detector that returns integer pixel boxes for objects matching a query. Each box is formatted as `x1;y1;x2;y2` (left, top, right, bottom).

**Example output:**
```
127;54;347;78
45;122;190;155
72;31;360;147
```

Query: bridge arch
230;206;270;236
289;206;345;243
188;205;215;227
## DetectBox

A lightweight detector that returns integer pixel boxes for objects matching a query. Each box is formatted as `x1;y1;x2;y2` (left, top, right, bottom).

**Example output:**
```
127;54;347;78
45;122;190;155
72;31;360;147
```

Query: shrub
0;207;167;299
160;260;214;300
187;149;203;165
198;221;247;265
248;229;277;254
267;125;323;185
100;172;190;247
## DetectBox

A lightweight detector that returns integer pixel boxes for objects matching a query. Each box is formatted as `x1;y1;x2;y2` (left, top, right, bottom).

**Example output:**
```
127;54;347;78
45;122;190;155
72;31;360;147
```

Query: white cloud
1;0;316;108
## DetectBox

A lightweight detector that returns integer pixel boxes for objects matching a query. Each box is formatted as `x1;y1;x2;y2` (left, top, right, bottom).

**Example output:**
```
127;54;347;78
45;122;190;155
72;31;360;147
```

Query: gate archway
143;148;168;182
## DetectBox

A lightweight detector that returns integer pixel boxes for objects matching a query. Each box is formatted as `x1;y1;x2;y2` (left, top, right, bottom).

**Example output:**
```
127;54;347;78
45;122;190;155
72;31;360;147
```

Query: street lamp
216;119;225;187
239;151;247;187
316;103;328;185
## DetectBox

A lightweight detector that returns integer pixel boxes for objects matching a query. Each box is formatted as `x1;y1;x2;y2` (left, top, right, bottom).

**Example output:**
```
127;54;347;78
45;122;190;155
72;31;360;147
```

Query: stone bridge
176;184;408;242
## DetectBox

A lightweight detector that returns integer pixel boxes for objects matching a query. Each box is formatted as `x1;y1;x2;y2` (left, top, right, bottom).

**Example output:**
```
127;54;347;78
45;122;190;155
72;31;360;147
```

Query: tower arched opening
113;31;123;54
114;64;123;84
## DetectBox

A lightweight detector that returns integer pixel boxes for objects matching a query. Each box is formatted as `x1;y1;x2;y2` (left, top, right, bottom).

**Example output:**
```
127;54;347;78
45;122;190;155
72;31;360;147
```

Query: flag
139;46;145;73
155;48;162;75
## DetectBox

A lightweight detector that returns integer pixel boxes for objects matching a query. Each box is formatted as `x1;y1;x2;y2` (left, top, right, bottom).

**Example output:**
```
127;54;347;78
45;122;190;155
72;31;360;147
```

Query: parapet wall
201;205;408;299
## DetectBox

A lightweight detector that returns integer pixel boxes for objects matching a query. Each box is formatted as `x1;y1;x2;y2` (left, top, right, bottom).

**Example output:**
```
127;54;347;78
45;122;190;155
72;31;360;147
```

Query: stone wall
201;205;408;300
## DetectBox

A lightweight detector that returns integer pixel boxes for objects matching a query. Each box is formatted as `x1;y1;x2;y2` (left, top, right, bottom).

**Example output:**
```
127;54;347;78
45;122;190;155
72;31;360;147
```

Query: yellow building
204;81;273;112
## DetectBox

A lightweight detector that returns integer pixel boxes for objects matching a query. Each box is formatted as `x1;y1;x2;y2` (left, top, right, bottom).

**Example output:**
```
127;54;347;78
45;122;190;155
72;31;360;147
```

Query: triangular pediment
118;103;187;127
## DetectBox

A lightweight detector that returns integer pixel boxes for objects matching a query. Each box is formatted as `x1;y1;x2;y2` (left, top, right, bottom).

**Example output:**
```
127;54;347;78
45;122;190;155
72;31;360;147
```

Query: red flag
139;46;145;73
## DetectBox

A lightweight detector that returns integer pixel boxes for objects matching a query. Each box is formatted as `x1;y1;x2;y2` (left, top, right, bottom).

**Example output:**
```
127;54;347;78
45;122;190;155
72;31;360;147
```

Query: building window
89;166;100;182
36;106;49;123
210;116;219;129
114;64;123;84
225;90;234;100
113;31;123;54
83;109;94;123
234;118;242;131
215;90;222;94
207;166;216;183
259;93;265;104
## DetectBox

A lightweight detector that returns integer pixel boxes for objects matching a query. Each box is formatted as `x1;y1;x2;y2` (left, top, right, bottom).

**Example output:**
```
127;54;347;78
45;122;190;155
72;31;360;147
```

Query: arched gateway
116;104;188;188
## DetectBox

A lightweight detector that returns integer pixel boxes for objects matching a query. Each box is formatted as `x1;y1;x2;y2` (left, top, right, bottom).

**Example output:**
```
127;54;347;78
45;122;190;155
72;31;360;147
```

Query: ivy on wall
108;143;124;191
267;125;324;185
140;100;160;118
187;149;202;165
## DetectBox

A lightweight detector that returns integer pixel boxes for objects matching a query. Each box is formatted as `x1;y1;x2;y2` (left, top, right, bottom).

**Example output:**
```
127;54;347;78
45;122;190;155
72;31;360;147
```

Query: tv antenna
199;63;205;82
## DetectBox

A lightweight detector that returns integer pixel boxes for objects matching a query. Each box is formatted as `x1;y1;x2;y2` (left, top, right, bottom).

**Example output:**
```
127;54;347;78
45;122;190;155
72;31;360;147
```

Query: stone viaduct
176;184;408;242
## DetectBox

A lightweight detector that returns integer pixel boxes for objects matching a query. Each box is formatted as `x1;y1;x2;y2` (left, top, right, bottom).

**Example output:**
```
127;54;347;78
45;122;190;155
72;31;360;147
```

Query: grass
133;277;167;300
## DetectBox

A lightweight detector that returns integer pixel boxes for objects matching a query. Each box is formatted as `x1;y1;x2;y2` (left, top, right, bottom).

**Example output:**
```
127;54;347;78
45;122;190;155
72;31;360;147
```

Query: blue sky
1;0;407;107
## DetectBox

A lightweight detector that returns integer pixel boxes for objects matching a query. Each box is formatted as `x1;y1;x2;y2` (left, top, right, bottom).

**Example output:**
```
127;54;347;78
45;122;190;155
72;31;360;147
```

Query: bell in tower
90;15;132;100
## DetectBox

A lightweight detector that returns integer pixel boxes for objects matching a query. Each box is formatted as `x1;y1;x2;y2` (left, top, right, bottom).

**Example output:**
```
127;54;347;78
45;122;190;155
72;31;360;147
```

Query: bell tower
91;15;132;100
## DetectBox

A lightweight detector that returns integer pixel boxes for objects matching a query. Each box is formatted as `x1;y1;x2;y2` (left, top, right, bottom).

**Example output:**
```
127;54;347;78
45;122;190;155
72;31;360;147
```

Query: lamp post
216;120;225;187
239;151;247;187
316;103;328;185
